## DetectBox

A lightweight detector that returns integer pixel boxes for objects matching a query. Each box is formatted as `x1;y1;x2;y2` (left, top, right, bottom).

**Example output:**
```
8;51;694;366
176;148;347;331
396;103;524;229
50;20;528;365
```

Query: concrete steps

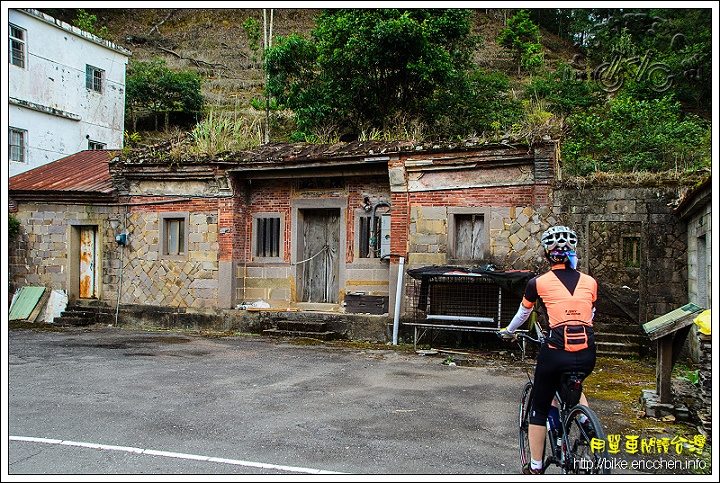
53;304;116;326
594;332;647;358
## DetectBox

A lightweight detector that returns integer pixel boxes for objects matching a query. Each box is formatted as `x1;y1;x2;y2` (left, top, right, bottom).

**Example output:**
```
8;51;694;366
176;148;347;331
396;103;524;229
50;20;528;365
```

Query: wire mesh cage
406;268;533;328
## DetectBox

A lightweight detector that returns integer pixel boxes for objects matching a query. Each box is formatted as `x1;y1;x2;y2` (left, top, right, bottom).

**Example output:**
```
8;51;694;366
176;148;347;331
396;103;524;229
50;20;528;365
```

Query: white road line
10;435;345;474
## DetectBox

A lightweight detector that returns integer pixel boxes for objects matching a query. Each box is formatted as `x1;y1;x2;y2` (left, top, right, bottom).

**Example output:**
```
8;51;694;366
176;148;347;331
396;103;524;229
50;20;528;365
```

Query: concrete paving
6;325;703;478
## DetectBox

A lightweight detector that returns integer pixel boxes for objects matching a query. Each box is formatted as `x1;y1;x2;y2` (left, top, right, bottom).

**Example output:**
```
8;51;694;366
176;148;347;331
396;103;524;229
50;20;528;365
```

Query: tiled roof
9;150;118;195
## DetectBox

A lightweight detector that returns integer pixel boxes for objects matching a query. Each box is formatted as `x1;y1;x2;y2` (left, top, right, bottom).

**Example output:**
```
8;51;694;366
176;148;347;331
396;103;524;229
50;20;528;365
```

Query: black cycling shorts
528;343;596;426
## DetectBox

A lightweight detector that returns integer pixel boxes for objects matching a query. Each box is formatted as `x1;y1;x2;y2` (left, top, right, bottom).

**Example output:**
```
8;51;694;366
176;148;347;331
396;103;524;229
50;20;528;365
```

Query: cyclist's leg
527;345;562;471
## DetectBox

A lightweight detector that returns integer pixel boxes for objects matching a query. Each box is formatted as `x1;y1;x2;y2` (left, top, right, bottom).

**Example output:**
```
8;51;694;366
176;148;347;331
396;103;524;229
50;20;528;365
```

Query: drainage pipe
114;207;128;326
392;256;404;345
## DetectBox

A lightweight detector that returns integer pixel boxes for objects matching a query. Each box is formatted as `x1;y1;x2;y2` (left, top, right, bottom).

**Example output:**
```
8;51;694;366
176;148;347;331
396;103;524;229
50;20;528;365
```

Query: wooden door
300;209;340;303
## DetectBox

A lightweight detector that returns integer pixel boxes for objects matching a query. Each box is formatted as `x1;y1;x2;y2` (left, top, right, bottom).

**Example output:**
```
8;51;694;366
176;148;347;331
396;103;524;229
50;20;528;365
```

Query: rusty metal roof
9;150;118;196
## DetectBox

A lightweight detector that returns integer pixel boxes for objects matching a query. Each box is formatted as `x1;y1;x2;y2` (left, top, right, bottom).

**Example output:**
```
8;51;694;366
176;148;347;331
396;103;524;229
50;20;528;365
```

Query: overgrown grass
190;110;262;156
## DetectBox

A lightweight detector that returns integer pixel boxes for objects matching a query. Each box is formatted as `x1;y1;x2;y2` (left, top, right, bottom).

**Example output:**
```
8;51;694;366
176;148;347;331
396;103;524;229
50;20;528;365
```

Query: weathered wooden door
79;226;97;298
300;209;340;303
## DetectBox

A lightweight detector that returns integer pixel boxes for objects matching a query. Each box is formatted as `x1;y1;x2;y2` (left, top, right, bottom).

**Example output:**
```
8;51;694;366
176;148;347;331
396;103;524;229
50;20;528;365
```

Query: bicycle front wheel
518;381;533;467
563;404;610;475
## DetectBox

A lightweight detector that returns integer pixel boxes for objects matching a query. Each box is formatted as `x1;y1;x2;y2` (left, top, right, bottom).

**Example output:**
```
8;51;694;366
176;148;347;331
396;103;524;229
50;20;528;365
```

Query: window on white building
9;128;26;163
9;24;26;68
88;140;106;150
86;65;104;93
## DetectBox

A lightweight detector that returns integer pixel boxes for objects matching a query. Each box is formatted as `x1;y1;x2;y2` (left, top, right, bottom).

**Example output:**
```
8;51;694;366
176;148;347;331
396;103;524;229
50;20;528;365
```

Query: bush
9;214;20;240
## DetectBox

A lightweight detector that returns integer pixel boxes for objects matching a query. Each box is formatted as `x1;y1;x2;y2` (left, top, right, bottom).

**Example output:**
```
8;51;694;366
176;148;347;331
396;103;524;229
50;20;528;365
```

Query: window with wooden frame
9;24;26;68
253;214;283;260
9;127;26;163
447;208;490;262
86;65;104;93
160;213;189;259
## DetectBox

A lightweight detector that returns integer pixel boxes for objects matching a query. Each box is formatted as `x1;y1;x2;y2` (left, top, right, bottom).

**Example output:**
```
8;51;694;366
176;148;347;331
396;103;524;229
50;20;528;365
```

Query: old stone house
8;139;706;356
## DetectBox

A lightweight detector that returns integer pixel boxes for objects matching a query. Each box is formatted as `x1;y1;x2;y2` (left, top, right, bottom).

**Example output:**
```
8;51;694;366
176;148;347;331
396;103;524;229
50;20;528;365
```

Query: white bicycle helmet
541;225;578;251
541;226;578;265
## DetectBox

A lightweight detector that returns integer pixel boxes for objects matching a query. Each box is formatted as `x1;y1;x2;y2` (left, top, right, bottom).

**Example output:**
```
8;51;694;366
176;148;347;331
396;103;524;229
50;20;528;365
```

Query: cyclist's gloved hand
498;327;516;342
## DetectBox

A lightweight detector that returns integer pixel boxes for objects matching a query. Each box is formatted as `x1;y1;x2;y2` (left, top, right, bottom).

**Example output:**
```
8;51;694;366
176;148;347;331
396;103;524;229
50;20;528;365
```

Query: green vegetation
189;110;261;155
8;214;20;240
265;8;502;142
72;9;110;40
106;7;710;178
498;9;545;75
562;94;711;176
125;58;204;132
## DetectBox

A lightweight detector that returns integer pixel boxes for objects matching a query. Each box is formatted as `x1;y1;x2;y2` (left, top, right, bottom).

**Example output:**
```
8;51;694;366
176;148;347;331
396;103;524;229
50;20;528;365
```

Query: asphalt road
5;325;665;479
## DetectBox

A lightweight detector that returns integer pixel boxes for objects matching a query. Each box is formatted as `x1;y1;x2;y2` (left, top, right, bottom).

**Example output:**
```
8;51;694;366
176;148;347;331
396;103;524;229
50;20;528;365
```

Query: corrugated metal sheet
9;150;118;194
9;286;46;320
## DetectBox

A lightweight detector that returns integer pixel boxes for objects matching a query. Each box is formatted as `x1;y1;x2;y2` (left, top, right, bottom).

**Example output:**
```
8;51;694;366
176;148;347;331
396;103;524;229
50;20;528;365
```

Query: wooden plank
656;337;674;404
26;289;50;323
642;303;704;340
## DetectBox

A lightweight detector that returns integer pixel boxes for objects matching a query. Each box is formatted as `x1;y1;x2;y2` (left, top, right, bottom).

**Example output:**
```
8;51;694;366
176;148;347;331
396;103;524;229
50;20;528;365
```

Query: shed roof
9;150;119;202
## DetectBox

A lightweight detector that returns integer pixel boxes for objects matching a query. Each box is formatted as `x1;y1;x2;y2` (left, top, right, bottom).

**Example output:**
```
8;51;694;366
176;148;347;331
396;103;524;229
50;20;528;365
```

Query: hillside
40;7;582;144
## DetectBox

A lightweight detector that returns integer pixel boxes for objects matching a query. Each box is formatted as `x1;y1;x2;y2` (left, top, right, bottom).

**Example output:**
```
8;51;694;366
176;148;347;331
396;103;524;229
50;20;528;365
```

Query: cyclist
500;225;598;475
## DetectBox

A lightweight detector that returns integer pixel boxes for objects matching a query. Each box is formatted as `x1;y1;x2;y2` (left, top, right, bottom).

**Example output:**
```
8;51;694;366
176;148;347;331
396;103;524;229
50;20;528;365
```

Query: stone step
262;328;338;341
54;315;94;326
594;332;647;344
596;340;640;358
54;306;116;326
277;321;329;332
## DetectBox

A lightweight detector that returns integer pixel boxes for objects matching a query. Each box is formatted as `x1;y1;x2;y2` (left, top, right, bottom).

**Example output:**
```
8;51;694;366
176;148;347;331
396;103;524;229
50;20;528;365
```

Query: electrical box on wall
380;213;391;259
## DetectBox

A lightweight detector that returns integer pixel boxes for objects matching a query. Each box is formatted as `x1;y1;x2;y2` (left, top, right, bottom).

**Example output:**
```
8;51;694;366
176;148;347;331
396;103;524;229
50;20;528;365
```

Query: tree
265;8;486;142
125;58;204;132
72;9;110;40
498;9;544;75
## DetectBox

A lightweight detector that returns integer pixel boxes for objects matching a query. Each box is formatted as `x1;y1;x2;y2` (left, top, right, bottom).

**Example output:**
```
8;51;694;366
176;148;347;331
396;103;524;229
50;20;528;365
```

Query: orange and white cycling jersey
523;266;597;351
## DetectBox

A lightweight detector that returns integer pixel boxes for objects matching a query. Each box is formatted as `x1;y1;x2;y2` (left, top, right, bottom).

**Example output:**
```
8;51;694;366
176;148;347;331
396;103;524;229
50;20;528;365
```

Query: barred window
86;65;104;93
622;236;641;268
9;24;26;68
254;216;281;258
9;128;26;163
357;215;381;258
88;140;106;150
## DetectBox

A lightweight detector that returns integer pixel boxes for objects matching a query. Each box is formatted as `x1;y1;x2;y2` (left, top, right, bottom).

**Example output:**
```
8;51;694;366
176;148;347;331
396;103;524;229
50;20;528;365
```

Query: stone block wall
119;198;220;309
9;202;122;300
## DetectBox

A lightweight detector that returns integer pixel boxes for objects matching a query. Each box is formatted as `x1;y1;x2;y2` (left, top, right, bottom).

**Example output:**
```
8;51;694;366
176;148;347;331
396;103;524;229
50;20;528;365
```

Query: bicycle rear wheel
563;405;610;474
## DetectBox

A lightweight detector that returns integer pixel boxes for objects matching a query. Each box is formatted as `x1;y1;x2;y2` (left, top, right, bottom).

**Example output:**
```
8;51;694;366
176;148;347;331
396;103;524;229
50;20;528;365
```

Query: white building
7;8;131;176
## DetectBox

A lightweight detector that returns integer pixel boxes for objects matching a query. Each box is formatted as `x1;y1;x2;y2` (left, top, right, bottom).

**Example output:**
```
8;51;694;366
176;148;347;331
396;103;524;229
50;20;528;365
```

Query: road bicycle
500;325;611;474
